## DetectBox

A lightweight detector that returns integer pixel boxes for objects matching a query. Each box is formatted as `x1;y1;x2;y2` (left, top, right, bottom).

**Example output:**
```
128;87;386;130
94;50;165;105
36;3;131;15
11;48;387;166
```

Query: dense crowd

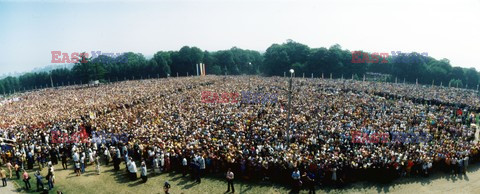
0;76;479;192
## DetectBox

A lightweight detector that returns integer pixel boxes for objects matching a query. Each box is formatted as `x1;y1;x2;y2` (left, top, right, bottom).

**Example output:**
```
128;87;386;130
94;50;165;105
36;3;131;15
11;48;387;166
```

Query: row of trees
262;40;479;88
0;40;479;95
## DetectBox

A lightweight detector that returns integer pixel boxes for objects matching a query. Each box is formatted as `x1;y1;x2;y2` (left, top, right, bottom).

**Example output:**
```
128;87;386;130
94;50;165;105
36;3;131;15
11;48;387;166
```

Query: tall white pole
196;64;199;76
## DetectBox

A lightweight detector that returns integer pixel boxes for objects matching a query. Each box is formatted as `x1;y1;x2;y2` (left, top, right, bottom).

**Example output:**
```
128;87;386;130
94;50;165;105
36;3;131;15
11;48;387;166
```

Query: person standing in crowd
140;161;147;183
34;171;44;191
302;171;315;194
72;151;79;171
61;153;68;170
291;168;301;193
153;156;160;175
14;162;20;179
464;155;469;174
88;149;94;165
50;147;58;165
331;167;337;184
451;157;457;175
80;152;86;174
458;157;464;175
0;167;7;187
199;154;206;180
182;157;188;177
113;147;120;171
194;157;201;184
95;154;101;175
22;170;31;190
75;160;81;176
226;168;235;193
36;154;43;171
6;161;12;179
47;167;54;190
27;151;34;170
124;150;129;173
104;147;110;166
49;163;55;182
127;157;137;181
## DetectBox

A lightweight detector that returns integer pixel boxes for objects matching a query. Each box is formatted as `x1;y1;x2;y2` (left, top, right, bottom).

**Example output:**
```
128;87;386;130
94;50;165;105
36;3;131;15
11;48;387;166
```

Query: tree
171;46;203;76
263;44;290;76
152;51;171;77
449;79;463;88
465;68;478;89
1;41;480;93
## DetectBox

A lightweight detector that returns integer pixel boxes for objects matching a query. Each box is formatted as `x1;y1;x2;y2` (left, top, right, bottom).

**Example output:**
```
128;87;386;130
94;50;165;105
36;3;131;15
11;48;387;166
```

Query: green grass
12;161;478;194
10;162;296;194
11;169;59;193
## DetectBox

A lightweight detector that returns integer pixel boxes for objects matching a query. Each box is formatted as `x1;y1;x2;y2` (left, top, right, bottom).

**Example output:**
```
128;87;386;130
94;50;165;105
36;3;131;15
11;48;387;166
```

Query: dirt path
0;179;20;194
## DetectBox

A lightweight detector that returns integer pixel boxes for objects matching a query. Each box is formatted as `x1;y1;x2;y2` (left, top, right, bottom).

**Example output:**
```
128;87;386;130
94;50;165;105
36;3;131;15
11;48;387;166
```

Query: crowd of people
0;75;479;192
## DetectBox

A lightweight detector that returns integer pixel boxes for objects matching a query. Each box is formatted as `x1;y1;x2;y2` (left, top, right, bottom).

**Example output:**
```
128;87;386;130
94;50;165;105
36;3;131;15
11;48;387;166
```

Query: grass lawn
11;169;58;193
10;162;298;194
10;162;480;193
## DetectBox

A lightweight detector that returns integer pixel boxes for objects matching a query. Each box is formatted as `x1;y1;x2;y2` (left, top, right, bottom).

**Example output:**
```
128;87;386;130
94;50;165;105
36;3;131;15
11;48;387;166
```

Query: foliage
0;41;479;95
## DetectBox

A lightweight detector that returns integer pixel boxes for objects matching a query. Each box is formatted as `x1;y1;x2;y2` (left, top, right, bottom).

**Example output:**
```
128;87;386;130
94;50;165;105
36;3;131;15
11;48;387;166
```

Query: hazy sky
0;0;479;74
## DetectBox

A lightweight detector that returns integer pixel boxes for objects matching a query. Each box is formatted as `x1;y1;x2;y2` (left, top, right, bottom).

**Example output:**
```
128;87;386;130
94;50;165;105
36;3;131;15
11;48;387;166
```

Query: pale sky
0;0;479;74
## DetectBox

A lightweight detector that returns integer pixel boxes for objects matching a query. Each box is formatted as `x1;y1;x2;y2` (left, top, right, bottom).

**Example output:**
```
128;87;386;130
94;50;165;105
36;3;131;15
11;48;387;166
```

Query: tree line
1;40;479;95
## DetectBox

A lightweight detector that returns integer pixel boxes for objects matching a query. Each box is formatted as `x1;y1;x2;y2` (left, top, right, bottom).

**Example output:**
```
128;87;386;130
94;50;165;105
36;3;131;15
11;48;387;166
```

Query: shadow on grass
128;180;145;187
318;164;480;194
49;160;480;193
12;177;58;194
112;170;132;184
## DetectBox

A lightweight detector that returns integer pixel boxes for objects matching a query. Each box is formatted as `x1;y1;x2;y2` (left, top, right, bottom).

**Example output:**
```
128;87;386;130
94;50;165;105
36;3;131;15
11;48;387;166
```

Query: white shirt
227;171;234;180
182;158;188;166
73;153;79;162
128;161;137;173
141;166;147;176
199;157;206;169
